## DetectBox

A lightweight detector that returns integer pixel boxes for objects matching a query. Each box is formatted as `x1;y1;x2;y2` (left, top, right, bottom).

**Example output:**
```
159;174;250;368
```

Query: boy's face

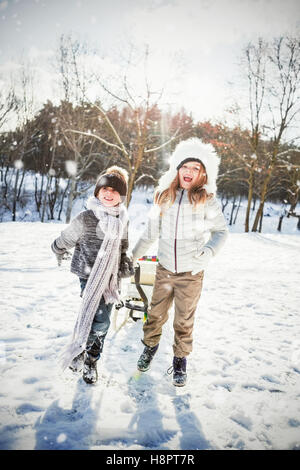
97;186;121;207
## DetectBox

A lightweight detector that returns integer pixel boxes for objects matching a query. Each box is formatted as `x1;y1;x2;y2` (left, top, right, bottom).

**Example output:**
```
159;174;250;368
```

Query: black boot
137;343;159;372
83;352;98;384
172;356;187;387
82;334;106;384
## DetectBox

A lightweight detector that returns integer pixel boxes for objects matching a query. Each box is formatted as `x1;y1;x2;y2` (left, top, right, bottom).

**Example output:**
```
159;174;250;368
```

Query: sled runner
112;256;158;332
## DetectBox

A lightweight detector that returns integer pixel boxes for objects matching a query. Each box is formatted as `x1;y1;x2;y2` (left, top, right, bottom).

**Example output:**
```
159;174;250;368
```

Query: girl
132;138;228;387
51;166;133;384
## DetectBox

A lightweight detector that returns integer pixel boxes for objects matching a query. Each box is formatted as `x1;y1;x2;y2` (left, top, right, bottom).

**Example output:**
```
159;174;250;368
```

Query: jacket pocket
196;238;205;255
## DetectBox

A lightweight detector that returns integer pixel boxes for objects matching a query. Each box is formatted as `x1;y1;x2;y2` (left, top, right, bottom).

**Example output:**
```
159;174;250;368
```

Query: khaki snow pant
143;263;204;358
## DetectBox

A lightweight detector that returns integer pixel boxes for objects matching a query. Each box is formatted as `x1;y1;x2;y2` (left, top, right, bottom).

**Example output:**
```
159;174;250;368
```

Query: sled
112;256;158;332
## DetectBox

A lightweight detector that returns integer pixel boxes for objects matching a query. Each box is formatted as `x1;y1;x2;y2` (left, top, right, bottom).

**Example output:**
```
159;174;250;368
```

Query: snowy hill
0;189;300;450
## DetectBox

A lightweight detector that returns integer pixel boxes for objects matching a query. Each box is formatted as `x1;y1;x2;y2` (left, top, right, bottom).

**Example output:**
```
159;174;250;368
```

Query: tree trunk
126;172;135;207
229;196;236;225
245;170;254;232
258;203;264;232
12;167;27;221
277;215;284;232
48;177;59;220
252;171;271;232
58;179;70;221
252;201;263;232
3;164;10;201
35;173;45;215
16;168;26;201
221;194;229;212
65;176;77;223
12;169;19;221
41;175;50;222
233;195;242;225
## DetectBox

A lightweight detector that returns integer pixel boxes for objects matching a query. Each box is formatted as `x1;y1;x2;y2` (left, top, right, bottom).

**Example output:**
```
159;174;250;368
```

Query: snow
0;189;300;450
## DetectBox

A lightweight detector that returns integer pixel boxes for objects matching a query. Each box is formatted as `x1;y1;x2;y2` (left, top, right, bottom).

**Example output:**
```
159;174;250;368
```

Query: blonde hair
154;163;211;209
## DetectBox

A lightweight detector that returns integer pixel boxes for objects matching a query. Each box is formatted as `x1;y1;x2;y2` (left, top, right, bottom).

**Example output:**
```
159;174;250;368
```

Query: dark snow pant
142;263;204;358
79;278;113;360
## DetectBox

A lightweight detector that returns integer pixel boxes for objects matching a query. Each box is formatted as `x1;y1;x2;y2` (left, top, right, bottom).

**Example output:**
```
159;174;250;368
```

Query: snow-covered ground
0;190;300;450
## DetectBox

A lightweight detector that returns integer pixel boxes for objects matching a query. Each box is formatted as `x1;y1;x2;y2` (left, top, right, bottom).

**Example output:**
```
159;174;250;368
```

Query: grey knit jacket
132;190;228;273
51;209;129;279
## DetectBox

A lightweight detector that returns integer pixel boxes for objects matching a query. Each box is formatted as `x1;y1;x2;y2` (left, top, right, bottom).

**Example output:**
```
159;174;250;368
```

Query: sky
0;0;300;125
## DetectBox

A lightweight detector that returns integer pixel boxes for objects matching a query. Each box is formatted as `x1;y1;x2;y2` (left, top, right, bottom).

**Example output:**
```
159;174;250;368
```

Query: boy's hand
119;254;134;278
55;250;72;266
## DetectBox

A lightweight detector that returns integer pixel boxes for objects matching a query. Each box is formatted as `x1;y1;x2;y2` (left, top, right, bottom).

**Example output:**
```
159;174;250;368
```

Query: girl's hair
154;163;211;209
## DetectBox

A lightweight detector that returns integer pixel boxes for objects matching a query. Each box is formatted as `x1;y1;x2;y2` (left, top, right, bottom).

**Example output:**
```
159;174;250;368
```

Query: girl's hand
191;247;213;275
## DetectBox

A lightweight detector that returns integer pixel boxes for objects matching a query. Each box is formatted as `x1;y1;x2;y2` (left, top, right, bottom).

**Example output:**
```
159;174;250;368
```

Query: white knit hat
157;138;220;195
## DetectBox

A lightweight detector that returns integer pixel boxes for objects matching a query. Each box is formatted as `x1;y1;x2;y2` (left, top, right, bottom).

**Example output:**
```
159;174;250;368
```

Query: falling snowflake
56;433;67;443
65;160;77;176
14;160;23;170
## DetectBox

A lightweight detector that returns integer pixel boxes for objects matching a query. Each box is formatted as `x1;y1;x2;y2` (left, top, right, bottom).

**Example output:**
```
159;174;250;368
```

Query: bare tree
65;45;189;205
275;149;300;230
0;84;18;131
250;36;300;231
231;36;300;232
10;62;36;220
243;39;268;231
57;102;104;222
54;34;107;221
56;33;94;105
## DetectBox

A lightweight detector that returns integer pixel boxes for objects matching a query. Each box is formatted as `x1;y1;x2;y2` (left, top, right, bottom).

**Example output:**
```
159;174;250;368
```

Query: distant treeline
1;35;300;231
0;100;299;229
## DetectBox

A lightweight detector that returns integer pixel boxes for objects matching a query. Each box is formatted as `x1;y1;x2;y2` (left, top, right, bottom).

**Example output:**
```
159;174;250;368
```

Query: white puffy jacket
132;189;228;274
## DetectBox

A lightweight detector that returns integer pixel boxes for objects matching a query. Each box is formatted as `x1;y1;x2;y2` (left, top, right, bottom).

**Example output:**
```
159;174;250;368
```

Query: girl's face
97;186;121;207
178;161;203;190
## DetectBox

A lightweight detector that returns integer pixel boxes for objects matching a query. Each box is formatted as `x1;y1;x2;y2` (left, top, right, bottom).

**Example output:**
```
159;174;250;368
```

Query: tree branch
144;129;180;153
64;128;125;153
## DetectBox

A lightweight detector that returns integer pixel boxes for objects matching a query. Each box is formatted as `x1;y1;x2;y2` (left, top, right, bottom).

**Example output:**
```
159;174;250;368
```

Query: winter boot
172;356;187;387
69;351;84;373
137;343;159;372
82;351;98;384
82;334;106;384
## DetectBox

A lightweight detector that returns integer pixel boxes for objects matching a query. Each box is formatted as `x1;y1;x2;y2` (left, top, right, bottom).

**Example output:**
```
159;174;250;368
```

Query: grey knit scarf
59;196;128;371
